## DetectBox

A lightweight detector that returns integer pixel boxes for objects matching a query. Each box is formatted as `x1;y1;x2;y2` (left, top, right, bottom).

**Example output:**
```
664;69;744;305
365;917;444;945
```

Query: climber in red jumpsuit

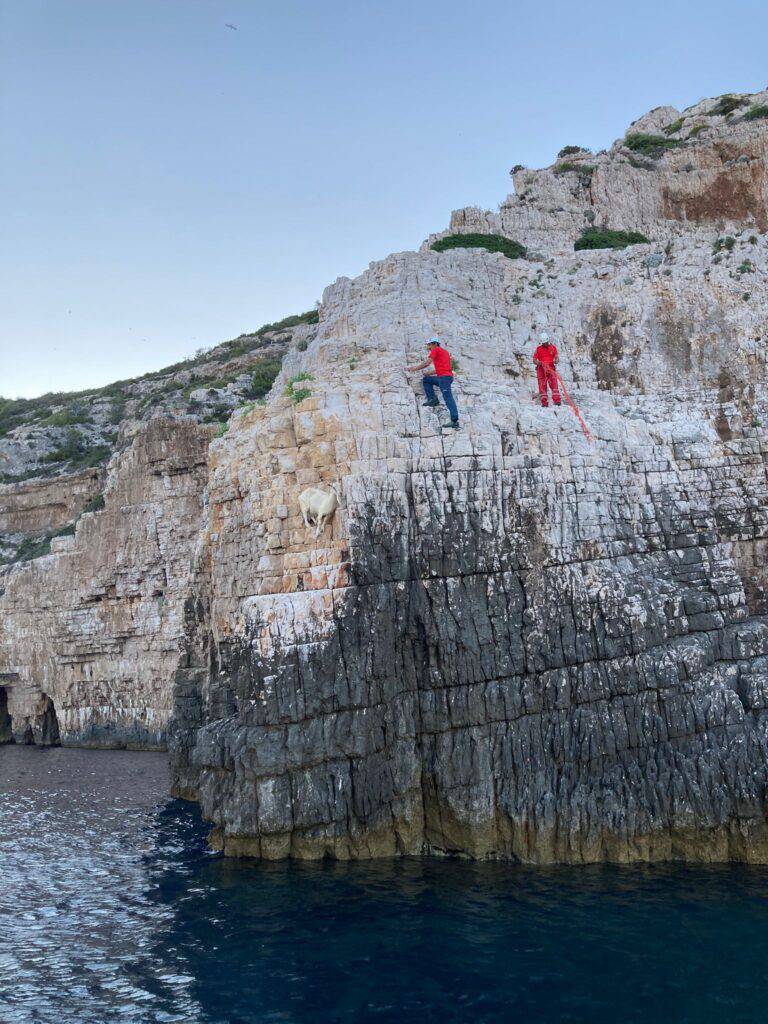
533;333;561;408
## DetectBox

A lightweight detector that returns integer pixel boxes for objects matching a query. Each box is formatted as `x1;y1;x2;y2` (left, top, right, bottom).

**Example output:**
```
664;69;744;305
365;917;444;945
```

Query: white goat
298;484;340;539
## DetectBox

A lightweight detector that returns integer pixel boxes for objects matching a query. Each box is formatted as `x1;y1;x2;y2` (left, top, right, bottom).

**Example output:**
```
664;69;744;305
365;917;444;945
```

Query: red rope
554;371;593;442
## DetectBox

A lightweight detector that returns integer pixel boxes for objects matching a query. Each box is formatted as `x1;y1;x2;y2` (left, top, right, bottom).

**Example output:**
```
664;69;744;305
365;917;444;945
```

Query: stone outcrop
431;89;768;256
0;470;103;563
0;419;211;747
169;91;768;863
8;89;768;864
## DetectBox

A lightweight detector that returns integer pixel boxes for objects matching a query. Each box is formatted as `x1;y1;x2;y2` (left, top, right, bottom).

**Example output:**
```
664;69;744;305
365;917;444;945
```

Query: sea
2;745;768;1023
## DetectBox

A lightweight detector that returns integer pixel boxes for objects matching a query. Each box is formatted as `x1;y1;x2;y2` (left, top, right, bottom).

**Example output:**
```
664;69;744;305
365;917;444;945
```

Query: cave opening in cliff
35;693;61;747
0;688;13;744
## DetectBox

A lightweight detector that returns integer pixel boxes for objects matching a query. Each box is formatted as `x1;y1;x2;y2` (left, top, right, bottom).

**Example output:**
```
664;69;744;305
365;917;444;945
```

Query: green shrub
284;373;315;404
214;422;229;438
663;118;685;136
40;404;92;427
108;399;126;425
239;399;266;416
14;520;79;564
554;162;594;182
574;228;650;251
256;310;319;335
245;357;283;399
713;236;736;254
82;493;105;514
624;133;682;157
687;125;705;139
744;105;768;121
15;535;53;562
430;233;526;260
557;145;587;158
42;428;110;469
709;95;747;116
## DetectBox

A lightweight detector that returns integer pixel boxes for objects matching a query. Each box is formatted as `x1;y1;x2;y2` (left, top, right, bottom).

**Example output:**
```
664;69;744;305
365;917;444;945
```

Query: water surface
2;745;768;1023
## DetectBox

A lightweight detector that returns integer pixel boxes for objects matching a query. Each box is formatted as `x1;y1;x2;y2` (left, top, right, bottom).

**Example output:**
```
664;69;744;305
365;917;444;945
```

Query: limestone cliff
170;90;768;863
8;90;768;864
0;317;315;745
0;420;211;747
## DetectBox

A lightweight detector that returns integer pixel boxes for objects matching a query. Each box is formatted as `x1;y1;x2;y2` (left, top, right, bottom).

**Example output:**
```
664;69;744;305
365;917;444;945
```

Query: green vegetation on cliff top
575;228;650;251
0;310;317;442
430;233;526;260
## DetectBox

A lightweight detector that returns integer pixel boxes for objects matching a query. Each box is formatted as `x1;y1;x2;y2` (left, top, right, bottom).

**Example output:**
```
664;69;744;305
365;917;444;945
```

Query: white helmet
539;332;550;343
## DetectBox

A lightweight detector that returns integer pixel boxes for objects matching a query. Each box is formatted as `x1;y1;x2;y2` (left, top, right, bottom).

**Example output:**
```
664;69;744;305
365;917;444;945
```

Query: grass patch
284;372;314;405
40;404;93;427
430;233;526;259
245;357;283;400
14;521;77;564
687;125;705;139
82;493;106;514
713;236;736;254
553;162;594;181
41;428;110;470
624;133;682;158
255;310;319;335
709;95;747;116
238;399;266;416
574;228;650;251
744;105;768;121
663;118;685;136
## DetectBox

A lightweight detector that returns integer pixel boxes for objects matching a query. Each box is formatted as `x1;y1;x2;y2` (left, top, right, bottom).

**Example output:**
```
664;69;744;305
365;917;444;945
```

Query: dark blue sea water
3;747;768;1024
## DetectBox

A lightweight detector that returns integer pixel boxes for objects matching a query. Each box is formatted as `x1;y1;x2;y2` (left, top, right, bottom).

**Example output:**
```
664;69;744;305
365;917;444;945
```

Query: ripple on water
3;745;768;1023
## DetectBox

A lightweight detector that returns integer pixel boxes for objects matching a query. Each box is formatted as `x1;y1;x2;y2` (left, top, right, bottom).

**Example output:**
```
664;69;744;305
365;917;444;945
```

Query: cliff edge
8;90;768;863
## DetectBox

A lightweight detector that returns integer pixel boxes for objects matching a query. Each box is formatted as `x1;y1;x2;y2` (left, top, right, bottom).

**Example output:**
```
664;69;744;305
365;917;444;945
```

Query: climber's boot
422;400;439;408
443;420;461;430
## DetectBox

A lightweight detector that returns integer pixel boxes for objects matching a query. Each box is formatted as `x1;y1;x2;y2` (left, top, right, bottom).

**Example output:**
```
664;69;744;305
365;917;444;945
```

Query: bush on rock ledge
430;233;526;259
575;227;650;251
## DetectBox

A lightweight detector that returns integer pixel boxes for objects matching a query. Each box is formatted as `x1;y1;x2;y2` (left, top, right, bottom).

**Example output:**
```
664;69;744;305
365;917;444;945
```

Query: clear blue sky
2;0;767;398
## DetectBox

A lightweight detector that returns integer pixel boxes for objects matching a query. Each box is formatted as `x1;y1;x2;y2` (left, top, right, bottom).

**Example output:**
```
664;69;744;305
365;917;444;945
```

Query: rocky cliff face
434;89;768;256
8;90;768;863
0;317;314;745
169;90;768;863
0;419;211;747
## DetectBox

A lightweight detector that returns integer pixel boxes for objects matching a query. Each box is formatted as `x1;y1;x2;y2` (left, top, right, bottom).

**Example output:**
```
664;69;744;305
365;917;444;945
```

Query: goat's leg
314;514;325;539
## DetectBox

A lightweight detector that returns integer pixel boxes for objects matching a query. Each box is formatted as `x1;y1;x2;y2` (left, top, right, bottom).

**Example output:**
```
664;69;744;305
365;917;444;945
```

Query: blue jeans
423;375;459;422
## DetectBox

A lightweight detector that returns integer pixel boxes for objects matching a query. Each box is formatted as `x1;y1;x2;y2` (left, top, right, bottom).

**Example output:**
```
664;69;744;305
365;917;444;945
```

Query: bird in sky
225;23;237;30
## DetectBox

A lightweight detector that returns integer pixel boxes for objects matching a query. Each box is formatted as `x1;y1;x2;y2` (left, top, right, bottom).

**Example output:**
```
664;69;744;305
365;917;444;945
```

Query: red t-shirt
534;343;558;367
429;346;453;377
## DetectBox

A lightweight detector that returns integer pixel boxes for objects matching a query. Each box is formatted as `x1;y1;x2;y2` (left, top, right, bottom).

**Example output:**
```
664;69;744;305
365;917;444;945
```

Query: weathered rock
7;89;768;865
169;91;768;862
429;89;768;256
0;419;211;748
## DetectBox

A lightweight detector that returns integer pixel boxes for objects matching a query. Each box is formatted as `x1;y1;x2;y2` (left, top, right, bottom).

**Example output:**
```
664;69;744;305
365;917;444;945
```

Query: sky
2;0;768;399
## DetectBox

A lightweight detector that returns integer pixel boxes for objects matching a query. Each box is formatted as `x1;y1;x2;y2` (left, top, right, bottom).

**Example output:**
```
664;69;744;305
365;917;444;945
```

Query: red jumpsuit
534;343;561;407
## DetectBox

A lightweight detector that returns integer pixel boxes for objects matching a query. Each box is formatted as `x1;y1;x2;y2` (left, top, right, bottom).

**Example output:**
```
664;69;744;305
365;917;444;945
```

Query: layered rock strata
7;90;768;863
0;419;210;747
170;223;768;862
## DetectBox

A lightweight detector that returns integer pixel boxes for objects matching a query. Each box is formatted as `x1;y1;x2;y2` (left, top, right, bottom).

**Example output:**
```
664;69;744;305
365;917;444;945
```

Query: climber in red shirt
407;337;460;428
533;333;561;408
